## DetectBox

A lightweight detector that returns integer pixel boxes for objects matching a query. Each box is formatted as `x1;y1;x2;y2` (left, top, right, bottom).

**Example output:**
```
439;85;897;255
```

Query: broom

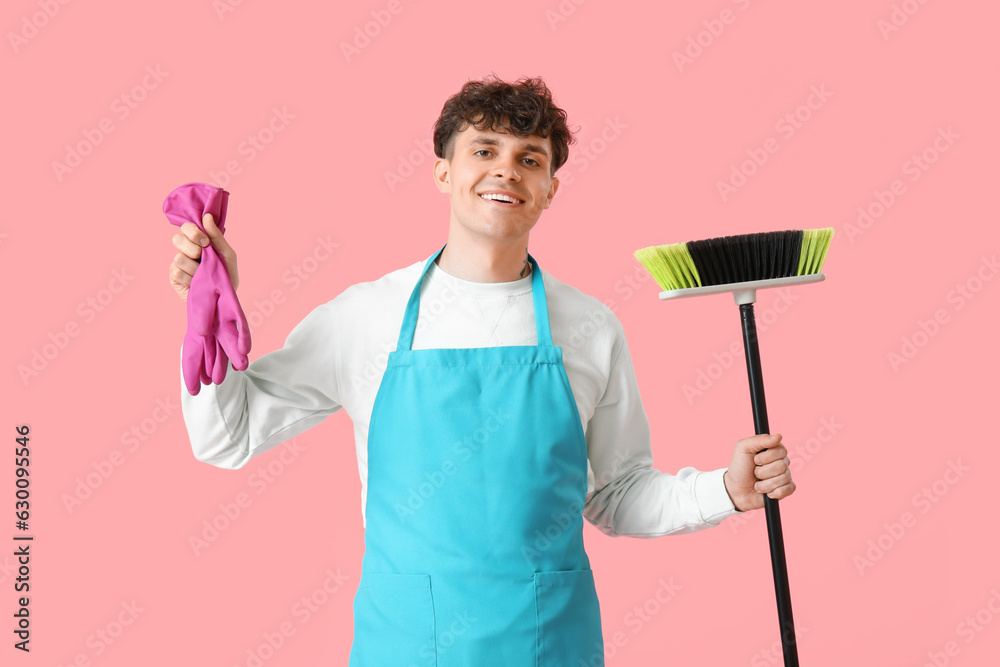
633;227;834;667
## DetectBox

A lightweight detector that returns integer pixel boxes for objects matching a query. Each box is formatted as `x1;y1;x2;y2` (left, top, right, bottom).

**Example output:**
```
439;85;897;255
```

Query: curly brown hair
432;74;577;177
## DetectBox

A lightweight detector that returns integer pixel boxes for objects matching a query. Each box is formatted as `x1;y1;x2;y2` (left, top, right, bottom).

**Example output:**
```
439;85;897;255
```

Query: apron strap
397;244;552;351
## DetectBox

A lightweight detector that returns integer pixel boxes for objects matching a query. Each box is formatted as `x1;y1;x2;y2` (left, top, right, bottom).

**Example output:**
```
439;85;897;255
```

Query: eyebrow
467;135;549;159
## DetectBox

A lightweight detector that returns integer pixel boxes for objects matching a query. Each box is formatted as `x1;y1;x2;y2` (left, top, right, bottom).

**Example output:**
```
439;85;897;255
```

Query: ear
433;158;451;194
541;176;560;209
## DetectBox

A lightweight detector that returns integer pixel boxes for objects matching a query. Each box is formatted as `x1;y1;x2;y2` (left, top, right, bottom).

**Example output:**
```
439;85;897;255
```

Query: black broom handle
739;303;800;667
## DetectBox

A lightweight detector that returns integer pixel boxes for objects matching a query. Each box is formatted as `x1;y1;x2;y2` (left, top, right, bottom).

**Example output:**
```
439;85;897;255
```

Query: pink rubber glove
163;182;252;395
184;244;246;389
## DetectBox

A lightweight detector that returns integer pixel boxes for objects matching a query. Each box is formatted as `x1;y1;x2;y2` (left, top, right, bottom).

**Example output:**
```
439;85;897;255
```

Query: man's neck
436;234;531;283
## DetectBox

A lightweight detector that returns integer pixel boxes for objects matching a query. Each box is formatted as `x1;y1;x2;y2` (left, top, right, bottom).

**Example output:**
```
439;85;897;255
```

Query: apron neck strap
396;244;553;351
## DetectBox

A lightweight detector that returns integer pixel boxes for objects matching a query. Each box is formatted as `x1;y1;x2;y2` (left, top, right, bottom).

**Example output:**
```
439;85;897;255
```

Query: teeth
480;193;519;203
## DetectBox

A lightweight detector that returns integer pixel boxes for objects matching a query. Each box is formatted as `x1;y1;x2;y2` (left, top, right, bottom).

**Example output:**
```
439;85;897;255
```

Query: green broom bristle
634;243;702;290
634;227;834;291
797;227;834;276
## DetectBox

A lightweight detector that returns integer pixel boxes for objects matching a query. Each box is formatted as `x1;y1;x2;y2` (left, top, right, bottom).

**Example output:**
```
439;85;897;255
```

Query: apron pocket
534;569;604;667
350;572;436;666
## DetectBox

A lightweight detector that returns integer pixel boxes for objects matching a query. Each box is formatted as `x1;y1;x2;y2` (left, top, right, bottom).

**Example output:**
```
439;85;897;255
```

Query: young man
169;75;794;666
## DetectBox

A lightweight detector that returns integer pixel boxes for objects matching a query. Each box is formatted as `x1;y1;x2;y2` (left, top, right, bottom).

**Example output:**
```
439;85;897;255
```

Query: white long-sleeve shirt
179;256;741;537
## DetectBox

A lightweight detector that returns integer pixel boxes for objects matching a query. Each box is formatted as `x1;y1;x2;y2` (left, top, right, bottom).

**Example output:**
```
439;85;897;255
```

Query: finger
754;456;790;479
738;433;777;457
755;473;793;495
169;262;191;291
203;213;234;253
171;252;200;280
174;229;205;260
766;480;796;500
180;221;211;249
754;443;788;466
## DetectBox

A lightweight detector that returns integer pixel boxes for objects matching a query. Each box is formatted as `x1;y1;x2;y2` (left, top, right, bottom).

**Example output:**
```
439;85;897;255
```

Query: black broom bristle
687;230;804;286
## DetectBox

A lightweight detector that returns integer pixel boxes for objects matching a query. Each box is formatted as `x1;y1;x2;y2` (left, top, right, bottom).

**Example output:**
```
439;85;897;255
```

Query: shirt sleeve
583;328;742;538
179;301;343;469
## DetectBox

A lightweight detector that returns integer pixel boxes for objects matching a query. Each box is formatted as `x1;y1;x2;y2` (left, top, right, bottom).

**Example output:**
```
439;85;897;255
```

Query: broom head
634;227;834;303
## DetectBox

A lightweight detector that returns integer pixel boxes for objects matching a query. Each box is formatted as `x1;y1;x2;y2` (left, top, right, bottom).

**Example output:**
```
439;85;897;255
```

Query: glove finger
215;310;251;370
187;249;221;336
212;338;230;384
215;266;252;370
202;331;217;385
232;295;252;359
182;333;204;396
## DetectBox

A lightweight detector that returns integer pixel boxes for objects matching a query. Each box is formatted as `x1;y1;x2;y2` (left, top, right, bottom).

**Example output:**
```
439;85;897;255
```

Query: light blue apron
348;245;604;666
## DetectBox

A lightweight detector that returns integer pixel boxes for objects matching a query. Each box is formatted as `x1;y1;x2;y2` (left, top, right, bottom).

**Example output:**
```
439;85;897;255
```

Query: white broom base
658;273;826;305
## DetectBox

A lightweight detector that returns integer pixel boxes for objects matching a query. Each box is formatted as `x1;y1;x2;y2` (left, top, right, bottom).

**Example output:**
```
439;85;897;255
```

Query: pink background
4;0;998;665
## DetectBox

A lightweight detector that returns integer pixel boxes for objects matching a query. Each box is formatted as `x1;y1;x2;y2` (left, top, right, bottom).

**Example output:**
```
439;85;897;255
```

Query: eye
474;149;491;157
523;158;539;166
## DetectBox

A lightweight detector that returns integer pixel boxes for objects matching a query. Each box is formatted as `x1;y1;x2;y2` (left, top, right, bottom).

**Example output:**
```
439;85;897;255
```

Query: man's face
434;123;559;242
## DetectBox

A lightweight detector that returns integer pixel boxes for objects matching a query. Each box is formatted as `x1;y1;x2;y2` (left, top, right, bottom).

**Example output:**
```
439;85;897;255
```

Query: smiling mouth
479;193;524;205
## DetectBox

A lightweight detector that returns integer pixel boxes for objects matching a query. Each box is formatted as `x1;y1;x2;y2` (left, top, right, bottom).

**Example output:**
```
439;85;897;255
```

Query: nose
493;156;520;181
